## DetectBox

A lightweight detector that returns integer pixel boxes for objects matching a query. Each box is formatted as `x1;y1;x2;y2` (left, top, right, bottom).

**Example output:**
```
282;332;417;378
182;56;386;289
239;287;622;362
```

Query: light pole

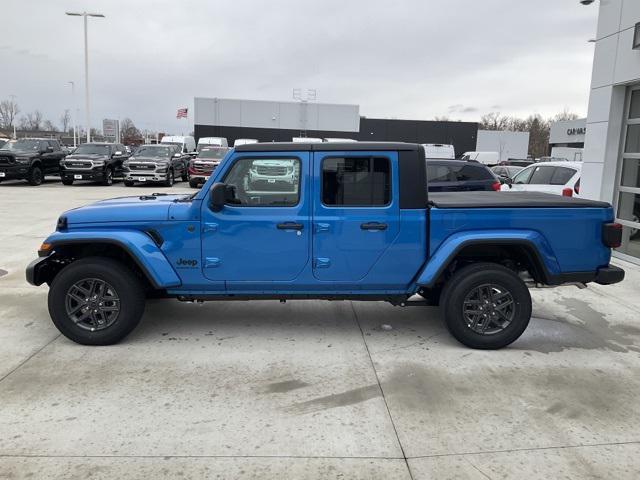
65;11;105;143
67;81;77;147
9;94;17;139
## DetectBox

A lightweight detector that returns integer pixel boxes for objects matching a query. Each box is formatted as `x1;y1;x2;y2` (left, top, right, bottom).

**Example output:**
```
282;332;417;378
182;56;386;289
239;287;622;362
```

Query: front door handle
277;222;304;231
361;222;388;231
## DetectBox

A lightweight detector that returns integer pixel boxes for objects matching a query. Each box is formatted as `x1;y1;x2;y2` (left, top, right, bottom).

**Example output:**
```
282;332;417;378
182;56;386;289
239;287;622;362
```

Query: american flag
176;108;188;119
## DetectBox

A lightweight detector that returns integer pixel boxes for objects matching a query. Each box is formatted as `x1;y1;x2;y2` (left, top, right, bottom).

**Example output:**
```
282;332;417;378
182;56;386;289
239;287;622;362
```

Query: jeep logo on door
176;258;198;268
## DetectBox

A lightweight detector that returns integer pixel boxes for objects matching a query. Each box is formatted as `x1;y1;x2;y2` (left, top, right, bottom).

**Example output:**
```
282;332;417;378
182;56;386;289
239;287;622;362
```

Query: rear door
312;151;399;282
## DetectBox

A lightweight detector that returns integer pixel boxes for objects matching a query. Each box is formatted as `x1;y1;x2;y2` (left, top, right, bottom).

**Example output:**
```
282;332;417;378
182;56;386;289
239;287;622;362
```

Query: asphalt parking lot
1;179;639;479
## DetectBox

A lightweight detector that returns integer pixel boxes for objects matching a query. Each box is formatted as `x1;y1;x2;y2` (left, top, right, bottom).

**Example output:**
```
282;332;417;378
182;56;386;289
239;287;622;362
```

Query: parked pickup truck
26;142;624;349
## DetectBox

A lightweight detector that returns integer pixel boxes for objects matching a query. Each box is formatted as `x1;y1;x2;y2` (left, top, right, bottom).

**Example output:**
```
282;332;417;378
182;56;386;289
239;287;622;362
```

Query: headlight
15;157;30;164
59;159;65;166
91;160;105;167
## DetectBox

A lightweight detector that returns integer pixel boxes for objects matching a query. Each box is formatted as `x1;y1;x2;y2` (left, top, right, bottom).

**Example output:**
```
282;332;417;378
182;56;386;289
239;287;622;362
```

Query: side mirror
173;153;182;158
504;177;513;187
209;182;227;212
45;146;54;153
114;151;122;156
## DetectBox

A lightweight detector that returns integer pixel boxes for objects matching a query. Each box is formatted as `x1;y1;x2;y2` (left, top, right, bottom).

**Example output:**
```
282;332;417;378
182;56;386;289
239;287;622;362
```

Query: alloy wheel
462;283;515;335
64;278;120;331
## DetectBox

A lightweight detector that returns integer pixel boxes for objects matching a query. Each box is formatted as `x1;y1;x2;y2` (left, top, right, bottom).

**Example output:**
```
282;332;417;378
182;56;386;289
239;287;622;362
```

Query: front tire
61;178;74;186
48;257;146;345
28;165;43;186
189;179;200;189
164;169;174;187
181;167;188;182
440;262;531;350
124;180;135;187
101;167;113;186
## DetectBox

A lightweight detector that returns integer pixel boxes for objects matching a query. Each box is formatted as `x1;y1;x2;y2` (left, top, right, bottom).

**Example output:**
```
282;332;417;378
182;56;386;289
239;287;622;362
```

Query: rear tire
27;165;43;186
440;262;531;350
48;257;145;345
61;178;74;186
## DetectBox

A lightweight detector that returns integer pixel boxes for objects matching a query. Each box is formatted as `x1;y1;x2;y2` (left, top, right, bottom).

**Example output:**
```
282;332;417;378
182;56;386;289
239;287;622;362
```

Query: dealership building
583;0;640;263
194;97;479;157
549;118;586;161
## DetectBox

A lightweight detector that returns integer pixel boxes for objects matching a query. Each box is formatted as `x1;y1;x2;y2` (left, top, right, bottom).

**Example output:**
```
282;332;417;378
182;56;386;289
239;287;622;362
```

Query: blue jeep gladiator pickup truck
26;142;625;349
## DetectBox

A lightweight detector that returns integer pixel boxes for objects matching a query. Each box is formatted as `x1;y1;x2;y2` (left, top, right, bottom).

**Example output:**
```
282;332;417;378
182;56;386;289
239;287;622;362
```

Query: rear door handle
277;222;304;231
360;222;388;231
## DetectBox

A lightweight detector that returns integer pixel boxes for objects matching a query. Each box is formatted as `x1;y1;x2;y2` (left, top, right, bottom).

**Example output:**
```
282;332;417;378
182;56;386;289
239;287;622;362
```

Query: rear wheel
48;257;145;345
28;165;43;186
440;262;531;349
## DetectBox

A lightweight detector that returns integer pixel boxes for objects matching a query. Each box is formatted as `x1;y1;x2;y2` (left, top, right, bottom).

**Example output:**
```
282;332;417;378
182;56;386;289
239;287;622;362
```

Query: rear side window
322;157;390;206
453;164;493;181
528;166;556;184
550;167;576;185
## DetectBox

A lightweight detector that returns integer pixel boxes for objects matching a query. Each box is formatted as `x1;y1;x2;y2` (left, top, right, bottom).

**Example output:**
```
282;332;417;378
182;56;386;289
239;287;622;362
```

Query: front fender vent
145;229;164;247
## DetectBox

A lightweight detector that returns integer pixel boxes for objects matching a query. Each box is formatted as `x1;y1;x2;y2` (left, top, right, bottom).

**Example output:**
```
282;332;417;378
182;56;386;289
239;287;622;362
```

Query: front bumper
595;265;625;285
26;256;54;286
0;164;30;180
124;170;170;183
62;168;106;181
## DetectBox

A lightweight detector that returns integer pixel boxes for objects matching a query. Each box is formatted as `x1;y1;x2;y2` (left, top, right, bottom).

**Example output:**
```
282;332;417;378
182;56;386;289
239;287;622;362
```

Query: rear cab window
322;157;391;206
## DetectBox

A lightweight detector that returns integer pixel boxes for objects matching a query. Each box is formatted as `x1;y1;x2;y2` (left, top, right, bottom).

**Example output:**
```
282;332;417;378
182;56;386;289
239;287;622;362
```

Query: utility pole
9;94;17;139
65;11;105;143
68;81;77;147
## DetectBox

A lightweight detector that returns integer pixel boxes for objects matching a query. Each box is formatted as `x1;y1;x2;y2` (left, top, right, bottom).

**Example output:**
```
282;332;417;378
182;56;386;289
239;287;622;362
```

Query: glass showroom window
615;86;640;259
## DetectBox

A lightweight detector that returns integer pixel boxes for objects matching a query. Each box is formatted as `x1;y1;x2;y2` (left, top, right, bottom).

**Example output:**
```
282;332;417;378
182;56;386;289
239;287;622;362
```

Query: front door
201;152;310;283
312;151;400;282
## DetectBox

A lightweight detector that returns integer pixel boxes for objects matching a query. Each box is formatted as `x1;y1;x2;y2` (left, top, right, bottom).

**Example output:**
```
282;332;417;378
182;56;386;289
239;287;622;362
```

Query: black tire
189;179;200;189
181;167;188;182
124;180;135;187
27;165;43;186
61;178;74;186
101;167;113;186
440;262;531;350
48;257;146;345
164;169;174;187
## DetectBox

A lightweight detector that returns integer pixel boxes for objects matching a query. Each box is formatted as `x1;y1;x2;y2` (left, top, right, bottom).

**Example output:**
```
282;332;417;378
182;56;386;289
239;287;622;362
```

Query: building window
614;86;640;259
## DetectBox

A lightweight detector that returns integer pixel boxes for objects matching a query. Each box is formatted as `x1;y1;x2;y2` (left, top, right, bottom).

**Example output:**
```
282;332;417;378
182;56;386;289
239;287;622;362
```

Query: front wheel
101;167;113;186
27;165;43;186
181;167;188;182
164;169;174;187
440;262;531;349
124;180;135;187
189;179;200;189
61;178;74;186
48;257;146;345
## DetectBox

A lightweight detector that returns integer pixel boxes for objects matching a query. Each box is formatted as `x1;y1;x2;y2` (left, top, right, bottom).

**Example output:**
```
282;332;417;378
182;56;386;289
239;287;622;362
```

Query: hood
62;194;189;225
66;153;109;161
128;156;169;163
0;150;35;158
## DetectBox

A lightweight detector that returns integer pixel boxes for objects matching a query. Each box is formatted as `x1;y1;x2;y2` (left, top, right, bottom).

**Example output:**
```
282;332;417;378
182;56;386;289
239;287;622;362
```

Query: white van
292;137;323;143
161;135;196;154
233;138;258;147
422;143;455;159
197;137;228;151
461;151;500;166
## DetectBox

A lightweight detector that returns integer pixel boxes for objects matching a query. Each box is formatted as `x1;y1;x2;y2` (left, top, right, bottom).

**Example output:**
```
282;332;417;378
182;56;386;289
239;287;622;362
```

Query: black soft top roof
429;191;611;209
234;142;421;152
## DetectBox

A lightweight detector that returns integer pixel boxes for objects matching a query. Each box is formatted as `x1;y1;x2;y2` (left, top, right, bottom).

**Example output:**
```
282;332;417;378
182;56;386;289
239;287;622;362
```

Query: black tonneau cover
429;191;611;209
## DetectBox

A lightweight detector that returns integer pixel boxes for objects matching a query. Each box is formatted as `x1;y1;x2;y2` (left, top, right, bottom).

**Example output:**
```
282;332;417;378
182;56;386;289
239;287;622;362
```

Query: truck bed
429;191;611;209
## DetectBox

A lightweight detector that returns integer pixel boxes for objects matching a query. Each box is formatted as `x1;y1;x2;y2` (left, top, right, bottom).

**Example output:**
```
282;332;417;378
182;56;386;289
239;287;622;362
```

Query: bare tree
42;119;57;132
120;118;142;144
0;99;20;129
433;116;450;122
24;110;43;130
60;110;72;133
553;108;579;122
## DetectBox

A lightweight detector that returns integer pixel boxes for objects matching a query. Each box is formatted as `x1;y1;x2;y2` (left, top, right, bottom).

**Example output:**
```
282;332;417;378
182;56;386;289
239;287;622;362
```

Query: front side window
322;157;390;206
223;157;300;207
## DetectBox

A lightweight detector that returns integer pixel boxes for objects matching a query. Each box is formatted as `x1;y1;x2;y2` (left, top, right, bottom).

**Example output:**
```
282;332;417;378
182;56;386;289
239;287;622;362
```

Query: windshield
73;144;110;155
198;148;227;159
1;139;41;152
133;146;172;158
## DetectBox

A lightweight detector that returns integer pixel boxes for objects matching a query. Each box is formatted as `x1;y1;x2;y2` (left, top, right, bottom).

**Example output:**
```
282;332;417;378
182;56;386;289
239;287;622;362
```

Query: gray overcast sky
0;0;598;134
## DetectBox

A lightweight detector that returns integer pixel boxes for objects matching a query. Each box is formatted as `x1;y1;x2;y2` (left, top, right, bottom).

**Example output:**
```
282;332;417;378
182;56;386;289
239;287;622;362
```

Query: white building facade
583;0;640;262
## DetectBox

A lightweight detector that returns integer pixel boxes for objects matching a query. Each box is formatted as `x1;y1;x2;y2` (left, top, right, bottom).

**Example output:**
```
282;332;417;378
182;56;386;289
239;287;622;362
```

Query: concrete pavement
0;180;639;479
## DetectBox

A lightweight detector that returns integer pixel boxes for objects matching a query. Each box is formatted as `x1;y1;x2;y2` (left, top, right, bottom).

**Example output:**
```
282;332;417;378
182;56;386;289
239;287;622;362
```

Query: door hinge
314;223;330;233
205;257;221;268
313;257;331;269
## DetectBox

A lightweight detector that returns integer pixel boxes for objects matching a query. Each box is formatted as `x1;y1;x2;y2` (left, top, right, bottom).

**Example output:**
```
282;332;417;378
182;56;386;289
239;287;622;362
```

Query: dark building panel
195;117;478;157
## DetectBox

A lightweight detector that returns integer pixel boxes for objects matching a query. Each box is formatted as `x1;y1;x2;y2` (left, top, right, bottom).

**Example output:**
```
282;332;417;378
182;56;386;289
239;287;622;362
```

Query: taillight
562;187;573;197
491;181;501;191
602;223;623;248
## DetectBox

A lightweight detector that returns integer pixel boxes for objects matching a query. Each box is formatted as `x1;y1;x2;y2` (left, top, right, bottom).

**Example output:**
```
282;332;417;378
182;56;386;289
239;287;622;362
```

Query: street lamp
67;81;77;147
65;11;105;143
